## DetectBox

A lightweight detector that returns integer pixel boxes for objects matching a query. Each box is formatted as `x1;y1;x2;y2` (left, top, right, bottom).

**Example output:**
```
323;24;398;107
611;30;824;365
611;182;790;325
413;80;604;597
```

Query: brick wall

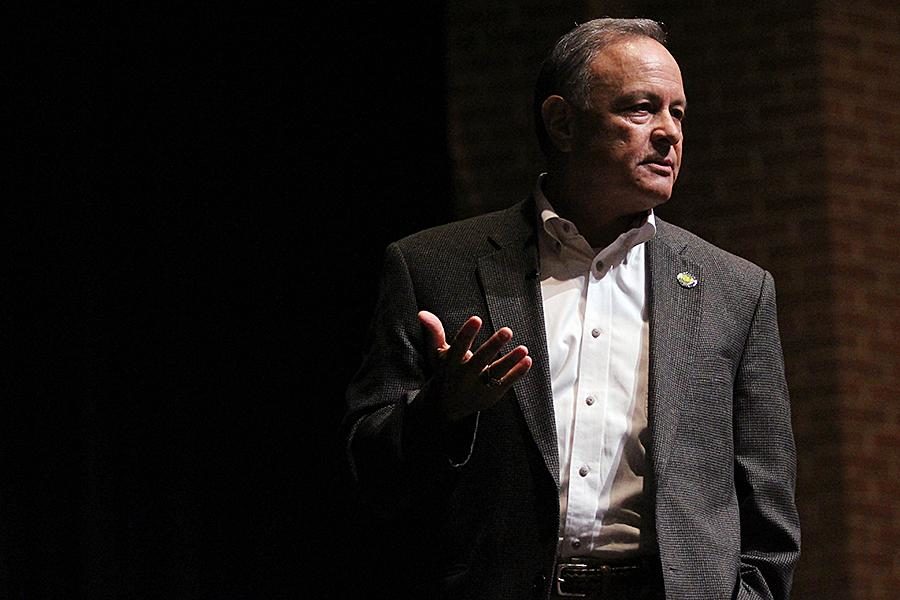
819;2;900;598
446;1;899;598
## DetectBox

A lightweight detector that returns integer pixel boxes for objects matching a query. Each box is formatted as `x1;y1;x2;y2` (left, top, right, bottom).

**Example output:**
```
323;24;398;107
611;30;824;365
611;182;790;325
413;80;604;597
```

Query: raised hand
418;310;532;422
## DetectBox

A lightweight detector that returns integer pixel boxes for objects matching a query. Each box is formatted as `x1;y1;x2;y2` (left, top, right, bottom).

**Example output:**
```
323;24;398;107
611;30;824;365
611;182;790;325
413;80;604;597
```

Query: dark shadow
5;3;450;598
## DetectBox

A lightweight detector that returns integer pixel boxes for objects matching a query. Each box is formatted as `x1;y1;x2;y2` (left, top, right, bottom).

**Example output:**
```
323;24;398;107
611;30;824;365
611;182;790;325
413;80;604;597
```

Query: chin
631;176;674;204
637;187;673;209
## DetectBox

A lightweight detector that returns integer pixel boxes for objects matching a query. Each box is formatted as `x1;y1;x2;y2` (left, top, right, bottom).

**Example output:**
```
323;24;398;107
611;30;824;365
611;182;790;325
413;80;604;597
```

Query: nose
652;111;682;147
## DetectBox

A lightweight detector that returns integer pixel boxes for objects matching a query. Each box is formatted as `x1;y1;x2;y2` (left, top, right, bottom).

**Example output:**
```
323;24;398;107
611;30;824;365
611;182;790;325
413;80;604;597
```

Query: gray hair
533;18;667;156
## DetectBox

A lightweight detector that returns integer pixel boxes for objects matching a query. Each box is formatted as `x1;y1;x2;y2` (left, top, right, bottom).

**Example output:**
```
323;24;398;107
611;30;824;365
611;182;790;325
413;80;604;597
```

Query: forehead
589;37;685;99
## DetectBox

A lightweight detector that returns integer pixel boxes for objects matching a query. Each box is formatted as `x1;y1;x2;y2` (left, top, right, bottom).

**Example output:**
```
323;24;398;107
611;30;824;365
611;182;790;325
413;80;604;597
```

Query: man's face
570;37;686;211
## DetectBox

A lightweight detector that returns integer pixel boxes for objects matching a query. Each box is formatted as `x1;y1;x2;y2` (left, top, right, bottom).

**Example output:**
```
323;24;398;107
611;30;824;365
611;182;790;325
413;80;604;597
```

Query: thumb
418;310;448;350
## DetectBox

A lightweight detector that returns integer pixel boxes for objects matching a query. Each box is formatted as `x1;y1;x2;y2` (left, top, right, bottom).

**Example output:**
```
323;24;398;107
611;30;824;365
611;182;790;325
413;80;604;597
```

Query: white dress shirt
534;175;657;560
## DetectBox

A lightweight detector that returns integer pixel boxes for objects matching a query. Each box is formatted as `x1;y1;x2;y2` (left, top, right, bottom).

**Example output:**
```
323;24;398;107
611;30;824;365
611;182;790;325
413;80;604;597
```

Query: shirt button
571;538;581;549
591;328;601;338
579;465;589;477
585;396;595;406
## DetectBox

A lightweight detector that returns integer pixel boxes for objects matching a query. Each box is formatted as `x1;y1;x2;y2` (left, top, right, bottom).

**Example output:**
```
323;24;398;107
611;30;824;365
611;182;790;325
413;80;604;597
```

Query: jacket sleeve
340;242;478;518
733;271;801;600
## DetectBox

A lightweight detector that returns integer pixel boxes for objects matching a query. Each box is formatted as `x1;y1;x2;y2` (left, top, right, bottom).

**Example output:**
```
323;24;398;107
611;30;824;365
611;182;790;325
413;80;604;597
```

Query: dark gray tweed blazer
344;197;800;600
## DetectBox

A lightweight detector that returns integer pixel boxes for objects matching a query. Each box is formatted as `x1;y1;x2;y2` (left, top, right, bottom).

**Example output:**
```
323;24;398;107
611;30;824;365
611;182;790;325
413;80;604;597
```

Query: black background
8;3;449;598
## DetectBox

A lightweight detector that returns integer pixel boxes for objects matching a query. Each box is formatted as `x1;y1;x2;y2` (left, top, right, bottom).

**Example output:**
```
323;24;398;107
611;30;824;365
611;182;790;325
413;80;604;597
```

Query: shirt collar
533;173;657;267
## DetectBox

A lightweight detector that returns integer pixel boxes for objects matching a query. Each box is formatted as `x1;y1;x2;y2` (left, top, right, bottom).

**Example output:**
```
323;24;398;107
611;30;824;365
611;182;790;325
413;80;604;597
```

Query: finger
446;316;482;363
470;327;513;370
483;353;532;392
418;310;448;351
485;345;530;379
501;352;532;383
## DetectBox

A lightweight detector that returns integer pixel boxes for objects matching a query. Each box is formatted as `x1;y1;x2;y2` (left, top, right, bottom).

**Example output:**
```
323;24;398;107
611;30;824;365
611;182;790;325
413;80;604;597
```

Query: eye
670;106;685;121
623;102;654;121
631;102;654;114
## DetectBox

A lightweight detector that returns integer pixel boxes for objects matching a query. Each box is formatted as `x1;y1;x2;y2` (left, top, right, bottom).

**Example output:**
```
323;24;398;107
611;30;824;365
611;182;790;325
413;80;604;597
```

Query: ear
541;95;576;153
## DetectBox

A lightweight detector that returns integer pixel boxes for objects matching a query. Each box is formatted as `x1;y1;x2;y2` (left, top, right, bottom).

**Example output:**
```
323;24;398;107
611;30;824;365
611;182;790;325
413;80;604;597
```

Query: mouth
641;158;675;175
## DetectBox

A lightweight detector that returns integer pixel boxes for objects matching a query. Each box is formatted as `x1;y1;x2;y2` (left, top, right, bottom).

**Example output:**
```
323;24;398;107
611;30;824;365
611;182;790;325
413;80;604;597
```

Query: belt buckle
555;562;606;597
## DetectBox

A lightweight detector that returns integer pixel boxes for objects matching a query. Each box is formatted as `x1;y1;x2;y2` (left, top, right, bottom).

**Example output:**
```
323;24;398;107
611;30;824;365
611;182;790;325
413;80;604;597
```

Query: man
342;17;800;600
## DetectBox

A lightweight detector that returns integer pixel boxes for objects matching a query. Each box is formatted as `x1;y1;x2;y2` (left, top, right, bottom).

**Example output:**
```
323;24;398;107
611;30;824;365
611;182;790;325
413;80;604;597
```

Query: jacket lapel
646;225;703;479
477;201;560;488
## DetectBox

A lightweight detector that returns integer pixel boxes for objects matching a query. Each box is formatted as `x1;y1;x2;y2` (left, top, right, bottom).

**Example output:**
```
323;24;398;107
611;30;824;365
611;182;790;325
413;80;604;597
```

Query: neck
542;172;645;249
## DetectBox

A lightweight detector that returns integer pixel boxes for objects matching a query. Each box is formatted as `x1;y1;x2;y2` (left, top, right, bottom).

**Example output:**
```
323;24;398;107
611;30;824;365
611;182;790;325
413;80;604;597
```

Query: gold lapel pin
676;272;698;288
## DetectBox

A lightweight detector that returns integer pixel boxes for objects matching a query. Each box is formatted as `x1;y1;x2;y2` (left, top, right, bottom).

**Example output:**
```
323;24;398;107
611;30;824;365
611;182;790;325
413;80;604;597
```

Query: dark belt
554;555;662;598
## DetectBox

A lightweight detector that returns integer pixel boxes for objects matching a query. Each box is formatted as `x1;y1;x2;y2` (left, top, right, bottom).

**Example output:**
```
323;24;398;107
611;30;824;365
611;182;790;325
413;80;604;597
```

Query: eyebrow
617;90;688;110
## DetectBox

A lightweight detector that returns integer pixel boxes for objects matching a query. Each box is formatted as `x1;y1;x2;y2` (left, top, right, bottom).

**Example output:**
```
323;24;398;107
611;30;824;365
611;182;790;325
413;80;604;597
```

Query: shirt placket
563;259;613;553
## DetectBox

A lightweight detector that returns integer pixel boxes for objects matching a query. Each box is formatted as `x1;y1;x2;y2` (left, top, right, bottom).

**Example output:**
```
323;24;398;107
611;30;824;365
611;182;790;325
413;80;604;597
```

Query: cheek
609;133;641;161
627;130;652;158
669;141;683;166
